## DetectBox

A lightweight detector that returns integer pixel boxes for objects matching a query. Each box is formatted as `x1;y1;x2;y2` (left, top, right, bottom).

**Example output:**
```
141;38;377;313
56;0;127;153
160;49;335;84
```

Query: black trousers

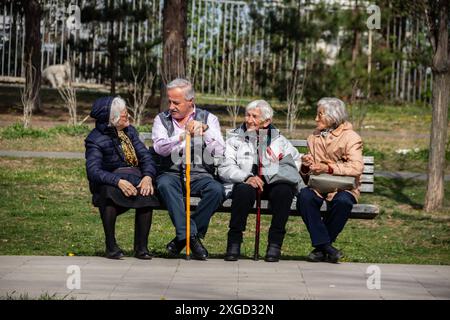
227;182;296;246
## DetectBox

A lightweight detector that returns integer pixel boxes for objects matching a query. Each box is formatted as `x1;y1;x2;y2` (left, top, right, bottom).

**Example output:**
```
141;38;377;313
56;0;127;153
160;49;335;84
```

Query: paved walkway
0;256;449;300
1;150;449;181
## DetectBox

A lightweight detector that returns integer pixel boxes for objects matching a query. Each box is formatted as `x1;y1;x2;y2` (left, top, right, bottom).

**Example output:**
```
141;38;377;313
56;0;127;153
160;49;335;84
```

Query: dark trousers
227;182;296;246
156;173;224;241
296;188;356;248
99;200;153;252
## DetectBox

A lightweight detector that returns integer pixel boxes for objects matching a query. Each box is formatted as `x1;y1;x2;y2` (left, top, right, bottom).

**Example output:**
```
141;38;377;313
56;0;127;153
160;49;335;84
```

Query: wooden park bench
139;133;379;220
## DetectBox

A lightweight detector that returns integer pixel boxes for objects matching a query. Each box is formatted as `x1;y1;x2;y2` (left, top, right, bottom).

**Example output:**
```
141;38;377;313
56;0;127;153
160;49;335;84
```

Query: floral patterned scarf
117;130;138;167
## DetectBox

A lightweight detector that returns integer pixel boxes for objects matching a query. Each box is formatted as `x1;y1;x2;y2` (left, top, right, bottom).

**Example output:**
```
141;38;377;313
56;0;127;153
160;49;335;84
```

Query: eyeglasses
120;111;129;118
316;111;326;118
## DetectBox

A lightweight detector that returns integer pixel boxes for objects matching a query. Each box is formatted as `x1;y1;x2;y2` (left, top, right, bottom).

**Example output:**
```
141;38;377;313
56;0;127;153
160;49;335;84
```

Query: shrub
0;123;50;139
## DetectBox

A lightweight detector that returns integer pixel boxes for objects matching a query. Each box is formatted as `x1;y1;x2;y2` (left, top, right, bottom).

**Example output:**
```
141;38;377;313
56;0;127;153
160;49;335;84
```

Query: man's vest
150;108;216;180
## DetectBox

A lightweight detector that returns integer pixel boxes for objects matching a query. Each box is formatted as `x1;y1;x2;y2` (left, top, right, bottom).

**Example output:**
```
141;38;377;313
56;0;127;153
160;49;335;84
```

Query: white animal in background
42;61;71;88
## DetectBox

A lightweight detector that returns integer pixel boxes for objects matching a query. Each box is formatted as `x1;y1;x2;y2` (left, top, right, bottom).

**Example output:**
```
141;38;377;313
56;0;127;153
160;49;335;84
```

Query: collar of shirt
172;105;196;129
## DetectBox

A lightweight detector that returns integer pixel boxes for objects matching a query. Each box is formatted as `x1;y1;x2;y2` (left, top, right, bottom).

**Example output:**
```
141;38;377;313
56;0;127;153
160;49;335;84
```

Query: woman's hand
301;153;314;167
118;179;138;197
137;176;154;196
310;163;329;175
245;176;264;191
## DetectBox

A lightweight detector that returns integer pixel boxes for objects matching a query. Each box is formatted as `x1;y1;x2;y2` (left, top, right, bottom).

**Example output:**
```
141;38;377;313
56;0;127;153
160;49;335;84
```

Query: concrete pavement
0;255;449;300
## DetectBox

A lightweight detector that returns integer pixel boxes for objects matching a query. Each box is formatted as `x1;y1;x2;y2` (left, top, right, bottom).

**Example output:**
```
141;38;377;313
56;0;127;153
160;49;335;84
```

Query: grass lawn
0;157;449;265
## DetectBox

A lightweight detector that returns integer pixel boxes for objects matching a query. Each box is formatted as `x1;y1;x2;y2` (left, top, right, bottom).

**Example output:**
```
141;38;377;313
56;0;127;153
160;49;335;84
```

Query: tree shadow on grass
374;177;423;210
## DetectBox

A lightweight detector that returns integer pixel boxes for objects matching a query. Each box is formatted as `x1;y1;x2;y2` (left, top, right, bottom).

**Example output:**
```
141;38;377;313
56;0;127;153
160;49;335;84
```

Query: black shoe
324;245;344;263
190;235;208;260
166;237;186;256
134;248;152;260
264;243;281;262
307;248;326;262
224;242;241;261
106;245;124;260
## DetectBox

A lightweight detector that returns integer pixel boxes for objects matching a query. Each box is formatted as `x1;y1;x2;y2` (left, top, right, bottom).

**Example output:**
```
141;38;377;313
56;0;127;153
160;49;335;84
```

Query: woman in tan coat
297;98;363;263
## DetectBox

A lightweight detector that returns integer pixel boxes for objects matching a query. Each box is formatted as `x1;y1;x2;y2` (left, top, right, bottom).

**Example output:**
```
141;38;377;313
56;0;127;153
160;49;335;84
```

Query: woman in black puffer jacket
85;96;158;260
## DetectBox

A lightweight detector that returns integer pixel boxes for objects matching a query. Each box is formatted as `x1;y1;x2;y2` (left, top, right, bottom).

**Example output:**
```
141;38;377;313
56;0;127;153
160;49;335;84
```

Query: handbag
308;173;356;194
265;154;301;185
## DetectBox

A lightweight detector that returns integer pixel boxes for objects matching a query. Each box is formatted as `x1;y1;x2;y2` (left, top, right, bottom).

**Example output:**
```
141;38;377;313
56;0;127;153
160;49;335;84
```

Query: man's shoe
106;245;124;260
134;248;152;260
324;245;344;263
307;248;326;262
166;237;186;256
190;236;208;260
224;242;241;261
264;243;281;262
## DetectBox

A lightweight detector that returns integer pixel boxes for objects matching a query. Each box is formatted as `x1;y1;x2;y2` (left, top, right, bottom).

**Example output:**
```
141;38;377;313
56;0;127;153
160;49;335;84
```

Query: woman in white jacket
218;100;301;262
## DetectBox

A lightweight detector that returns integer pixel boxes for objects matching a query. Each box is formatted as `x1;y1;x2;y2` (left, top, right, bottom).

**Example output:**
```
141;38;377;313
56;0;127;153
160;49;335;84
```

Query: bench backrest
139;133;374;193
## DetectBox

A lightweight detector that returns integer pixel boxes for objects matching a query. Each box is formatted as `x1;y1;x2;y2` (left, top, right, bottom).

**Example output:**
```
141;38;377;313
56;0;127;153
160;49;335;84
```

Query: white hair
109;97;127;127
317;97;348;127
245;99;274;121
166;78;195;100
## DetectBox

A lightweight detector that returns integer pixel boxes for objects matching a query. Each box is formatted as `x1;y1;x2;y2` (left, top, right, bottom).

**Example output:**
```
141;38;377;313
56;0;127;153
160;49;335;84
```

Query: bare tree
128;63;155;127
21;59;38;128
422;0;450;211
56;62;78;126
161;0;188;111
226;53;244;128
286;42;308;133
227;87;243;129
20;0;42;112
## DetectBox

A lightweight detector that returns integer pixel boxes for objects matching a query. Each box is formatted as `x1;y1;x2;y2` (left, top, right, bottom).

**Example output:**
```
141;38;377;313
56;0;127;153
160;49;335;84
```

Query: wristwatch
203;124;209;132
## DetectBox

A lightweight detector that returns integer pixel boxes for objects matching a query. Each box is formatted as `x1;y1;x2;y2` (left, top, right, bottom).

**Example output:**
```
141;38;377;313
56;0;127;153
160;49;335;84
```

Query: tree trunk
22;0;42;112
425;72;450;211
350;1;361;99
424;0;449;212
160;0;188;112
108;1;116;95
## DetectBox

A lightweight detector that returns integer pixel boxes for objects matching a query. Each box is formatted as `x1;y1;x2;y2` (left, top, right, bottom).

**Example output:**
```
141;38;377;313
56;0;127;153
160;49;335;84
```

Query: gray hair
245;99;274;121
317;97;348;127
166;78;195;100
109;97;127;127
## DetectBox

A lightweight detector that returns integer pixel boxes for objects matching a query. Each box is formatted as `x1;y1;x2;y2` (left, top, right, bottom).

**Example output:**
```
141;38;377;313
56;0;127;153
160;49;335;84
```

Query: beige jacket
301;122;364;202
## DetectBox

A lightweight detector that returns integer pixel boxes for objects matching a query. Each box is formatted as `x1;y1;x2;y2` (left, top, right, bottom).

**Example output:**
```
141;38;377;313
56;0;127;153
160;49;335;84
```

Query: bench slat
182;197;379;219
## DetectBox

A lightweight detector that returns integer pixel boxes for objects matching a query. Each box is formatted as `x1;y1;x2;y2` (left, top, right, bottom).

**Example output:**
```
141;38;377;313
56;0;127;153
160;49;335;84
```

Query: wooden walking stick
185;132;191;260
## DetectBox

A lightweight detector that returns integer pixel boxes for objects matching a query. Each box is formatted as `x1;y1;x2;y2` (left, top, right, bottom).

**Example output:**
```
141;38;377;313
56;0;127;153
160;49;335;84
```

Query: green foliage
0;123;51;139
0;124;90;140
134;124;152;133
48;124;91;136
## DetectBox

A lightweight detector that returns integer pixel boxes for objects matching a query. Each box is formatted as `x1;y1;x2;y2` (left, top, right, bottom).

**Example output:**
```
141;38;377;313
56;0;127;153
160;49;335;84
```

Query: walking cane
185;132;191;260
254;134;263;261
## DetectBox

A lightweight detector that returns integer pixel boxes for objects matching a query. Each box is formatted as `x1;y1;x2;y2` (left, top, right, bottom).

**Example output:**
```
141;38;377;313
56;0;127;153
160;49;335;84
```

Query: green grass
0;291;76;300
0;157;449;265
